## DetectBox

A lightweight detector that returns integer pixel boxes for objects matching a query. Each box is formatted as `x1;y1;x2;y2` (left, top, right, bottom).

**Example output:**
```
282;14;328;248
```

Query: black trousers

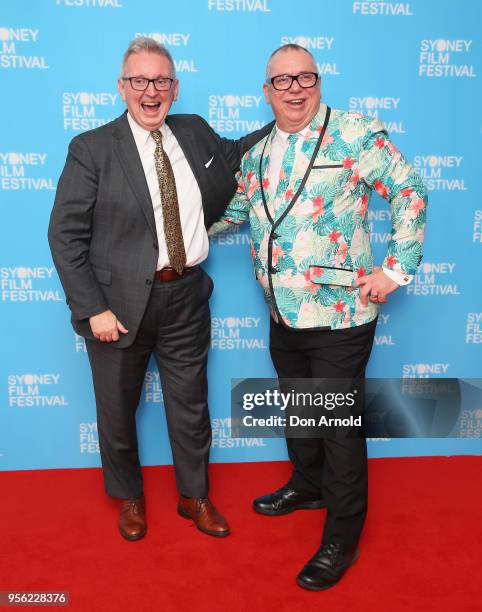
86;267;214;500
269;317;377;549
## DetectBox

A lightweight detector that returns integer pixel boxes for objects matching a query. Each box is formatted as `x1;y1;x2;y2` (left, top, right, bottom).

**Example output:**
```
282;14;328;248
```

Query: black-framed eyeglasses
122;76;175;91
268;72;319;91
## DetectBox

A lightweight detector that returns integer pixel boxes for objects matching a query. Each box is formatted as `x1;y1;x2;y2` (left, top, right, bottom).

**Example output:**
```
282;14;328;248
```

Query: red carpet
1;457;481;611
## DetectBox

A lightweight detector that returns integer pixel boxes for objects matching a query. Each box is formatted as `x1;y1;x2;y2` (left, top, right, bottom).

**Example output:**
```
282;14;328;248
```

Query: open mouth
285;99;306;107
141;101;161;113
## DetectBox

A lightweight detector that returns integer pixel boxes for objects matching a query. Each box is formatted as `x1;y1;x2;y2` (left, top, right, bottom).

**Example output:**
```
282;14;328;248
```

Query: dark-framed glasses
268;72;319;91
122;76;175;91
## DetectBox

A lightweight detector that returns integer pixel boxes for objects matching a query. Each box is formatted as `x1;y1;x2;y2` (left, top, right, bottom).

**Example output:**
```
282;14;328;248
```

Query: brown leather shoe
118;497;147;541
178;496;230;537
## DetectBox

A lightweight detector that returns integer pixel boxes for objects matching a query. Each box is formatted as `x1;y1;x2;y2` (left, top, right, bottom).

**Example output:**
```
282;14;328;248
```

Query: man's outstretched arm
196;114;274;173
209;168;252;235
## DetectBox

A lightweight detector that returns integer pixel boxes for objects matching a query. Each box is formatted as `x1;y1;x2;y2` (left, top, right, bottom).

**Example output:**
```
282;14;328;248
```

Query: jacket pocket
308;265;355;287
92;264;112;286
311;164;344;169
204;152;217;170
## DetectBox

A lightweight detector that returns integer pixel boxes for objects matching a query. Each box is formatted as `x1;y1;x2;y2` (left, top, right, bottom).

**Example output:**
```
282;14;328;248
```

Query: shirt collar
127;112;170;149
274;124;310;144
273;103;328;144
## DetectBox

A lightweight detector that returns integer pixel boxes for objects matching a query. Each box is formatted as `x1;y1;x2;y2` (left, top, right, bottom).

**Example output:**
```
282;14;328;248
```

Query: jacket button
269;266;278;274
153;243;158;250
146;279;153;285
271;232;279;240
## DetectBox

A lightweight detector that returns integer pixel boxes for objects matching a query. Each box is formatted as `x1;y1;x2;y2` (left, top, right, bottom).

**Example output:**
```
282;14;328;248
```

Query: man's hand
89;310;128;343
354;267;399;306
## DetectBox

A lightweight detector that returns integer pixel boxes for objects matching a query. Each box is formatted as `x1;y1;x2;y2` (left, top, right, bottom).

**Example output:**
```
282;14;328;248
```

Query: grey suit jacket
48;111;272;348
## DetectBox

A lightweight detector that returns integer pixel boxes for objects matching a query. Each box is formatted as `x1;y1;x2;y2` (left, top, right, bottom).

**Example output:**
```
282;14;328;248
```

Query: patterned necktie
151;129;186;275
274;133;299;201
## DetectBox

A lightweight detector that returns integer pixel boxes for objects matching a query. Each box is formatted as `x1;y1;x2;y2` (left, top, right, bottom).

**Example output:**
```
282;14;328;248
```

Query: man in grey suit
48;37;269;541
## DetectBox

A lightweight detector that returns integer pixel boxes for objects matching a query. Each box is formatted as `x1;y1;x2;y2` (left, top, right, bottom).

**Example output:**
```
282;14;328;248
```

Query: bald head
266;44;317;79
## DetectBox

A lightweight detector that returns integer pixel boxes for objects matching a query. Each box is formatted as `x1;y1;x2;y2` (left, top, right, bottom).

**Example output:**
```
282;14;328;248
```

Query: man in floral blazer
211;44;427;591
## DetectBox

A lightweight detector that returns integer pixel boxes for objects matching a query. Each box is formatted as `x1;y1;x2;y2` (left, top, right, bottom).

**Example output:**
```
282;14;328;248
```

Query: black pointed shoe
253;486;325;516
296;542;359;591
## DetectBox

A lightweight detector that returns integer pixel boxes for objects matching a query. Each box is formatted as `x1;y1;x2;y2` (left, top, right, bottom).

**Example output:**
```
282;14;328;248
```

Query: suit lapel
257;128;279;223
166;116;206;199
113;113;157;239
260;131;274;215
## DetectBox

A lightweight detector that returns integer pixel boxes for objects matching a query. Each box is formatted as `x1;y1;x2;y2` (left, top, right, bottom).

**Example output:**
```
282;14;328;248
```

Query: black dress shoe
253;486;325;516
296;542;359;591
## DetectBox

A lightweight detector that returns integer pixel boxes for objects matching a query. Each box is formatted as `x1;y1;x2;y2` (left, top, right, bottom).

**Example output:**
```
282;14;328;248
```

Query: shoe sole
177;506;230;538
253;500;325;516
295;549;359;591
118;526;147;541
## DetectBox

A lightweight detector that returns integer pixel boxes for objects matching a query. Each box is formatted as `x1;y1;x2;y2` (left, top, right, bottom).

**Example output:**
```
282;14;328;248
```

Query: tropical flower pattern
210;104;428;330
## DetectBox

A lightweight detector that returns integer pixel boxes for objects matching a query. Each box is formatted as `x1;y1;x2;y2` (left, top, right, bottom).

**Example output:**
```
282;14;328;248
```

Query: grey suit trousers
86;267;214;499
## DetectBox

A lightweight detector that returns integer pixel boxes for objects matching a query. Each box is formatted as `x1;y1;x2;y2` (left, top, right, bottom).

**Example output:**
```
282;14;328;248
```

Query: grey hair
120;37;176;77
265;43;317;79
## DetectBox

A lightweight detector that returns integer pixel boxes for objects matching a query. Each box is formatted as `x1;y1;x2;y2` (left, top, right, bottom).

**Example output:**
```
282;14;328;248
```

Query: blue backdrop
1;0;481;471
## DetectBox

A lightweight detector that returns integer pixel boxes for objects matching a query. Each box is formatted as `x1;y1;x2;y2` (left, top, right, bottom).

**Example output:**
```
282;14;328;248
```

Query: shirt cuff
382;267;413;286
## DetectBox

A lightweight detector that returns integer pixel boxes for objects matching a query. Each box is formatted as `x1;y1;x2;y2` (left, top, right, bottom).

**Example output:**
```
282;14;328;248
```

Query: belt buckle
156;267;181;282
155;265;196;282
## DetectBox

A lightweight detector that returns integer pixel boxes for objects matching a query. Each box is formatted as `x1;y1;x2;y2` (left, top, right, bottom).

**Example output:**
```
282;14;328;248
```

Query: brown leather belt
154;266;197;282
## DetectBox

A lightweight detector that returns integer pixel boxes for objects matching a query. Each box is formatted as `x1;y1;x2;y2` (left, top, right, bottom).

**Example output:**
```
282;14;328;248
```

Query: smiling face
118;51;178;131
263;48;320;133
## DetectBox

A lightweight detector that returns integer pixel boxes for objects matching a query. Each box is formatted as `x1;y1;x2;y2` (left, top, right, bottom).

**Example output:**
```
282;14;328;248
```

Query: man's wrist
382;267;413;286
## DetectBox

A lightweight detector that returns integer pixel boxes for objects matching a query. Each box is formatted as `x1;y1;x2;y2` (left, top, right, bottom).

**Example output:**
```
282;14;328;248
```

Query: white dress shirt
127;113;209;270
269;124;411;286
